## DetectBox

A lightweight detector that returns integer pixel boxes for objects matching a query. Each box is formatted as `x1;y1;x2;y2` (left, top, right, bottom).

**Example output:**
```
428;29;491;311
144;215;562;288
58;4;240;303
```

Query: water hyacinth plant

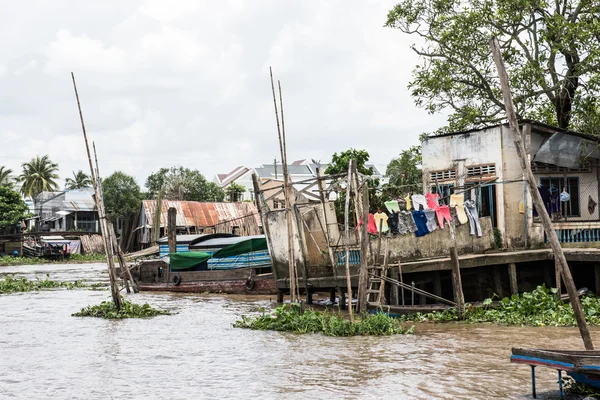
234;304;414;336
402;285;600;327
72;300;170;319
0;275;90;293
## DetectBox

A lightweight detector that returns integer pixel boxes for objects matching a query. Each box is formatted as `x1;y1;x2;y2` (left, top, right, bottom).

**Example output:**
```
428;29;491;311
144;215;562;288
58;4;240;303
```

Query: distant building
32;188;99;232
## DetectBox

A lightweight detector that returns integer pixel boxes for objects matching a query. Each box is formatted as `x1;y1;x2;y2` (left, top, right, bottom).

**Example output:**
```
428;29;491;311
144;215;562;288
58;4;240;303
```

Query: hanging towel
426;193;440;209
374;212;389;233
464;200;482;237
404;194;413;210
435;205;452;228
384;200;400;214
356;213;378;235
411;194;428;211
450;193;469;224
424;209;437;232
412;210;430;237
401;211;418;234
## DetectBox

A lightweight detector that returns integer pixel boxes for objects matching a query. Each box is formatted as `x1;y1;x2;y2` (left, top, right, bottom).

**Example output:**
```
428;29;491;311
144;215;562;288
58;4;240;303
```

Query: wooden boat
511;347;600;395
133;235;276;295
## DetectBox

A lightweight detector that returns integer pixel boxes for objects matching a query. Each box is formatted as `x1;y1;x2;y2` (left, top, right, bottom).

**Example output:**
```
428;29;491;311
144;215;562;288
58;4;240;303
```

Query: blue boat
511;348;600;398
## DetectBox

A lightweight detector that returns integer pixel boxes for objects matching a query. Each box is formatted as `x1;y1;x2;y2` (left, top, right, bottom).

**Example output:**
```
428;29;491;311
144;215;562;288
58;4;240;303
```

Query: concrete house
421;121;600;249
33;188;99;232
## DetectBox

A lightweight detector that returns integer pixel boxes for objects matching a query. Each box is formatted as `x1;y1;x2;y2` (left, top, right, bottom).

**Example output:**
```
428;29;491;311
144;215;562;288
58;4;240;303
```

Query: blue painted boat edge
510;355;575;370
568;372;600;389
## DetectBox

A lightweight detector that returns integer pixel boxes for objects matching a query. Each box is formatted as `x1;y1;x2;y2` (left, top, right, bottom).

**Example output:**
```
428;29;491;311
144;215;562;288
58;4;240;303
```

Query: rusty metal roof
141;200;259;228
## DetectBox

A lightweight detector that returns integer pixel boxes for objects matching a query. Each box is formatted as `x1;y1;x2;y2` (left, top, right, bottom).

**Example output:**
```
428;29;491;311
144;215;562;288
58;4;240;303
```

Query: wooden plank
508;263;518;295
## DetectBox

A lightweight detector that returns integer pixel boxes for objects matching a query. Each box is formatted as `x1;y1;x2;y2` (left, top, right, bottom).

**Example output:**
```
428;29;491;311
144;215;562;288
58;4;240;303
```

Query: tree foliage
325;148;375;177
0;186;29;231
226;182;246;202
0;166;14;188
145;167;224;202
65;170;92;190
385;0;600;134
102;171;142;219
384;146;422;197
19;155;60;198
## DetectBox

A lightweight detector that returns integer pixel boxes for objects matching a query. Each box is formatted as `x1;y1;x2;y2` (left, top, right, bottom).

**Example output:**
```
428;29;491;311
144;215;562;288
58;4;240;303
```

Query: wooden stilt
491;36;593;349
330;288;336;304
508;263;518;295
277;289;284;303
357;181;370;313
449;222;464;318
343;160;354;321
492;265;503;297
555;258;562;294
339;288;347;310
595;264;600;296
434;271;442;300
305;287;313;305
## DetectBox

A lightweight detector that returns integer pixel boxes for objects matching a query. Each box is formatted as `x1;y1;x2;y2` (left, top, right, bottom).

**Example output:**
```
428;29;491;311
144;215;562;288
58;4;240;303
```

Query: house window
430;184;454;203
532;162;591;174
539;177;580;217
429;169;457;181
467;164;496;177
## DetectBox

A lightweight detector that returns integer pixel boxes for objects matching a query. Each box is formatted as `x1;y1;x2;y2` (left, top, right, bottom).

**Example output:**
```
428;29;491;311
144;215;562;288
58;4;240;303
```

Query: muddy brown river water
1;263;598;399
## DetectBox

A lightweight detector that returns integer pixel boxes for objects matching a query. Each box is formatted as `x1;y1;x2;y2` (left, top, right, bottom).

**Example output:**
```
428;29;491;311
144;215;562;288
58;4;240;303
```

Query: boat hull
137;274;276;295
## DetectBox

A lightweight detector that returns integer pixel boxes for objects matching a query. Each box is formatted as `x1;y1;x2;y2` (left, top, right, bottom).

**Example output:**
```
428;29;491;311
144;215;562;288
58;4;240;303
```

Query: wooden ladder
367;266;387;307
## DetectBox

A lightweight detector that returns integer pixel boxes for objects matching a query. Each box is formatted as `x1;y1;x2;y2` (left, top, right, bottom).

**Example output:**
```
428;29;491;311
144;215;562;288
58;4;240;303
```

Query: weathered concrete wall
379;217;495;263
265;209;306;281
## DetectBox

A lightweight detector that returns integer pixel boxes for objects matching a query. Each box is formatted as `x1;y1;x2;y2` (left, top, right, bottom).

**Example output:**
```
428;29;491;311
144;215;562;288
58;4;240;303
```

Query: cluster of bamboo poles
71;72;138;309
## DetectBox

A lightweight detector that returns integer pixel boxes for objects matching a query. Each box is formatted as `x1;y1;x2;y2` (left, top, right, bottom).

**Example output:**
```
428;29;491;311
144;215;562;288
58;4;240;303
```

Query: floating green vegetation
72;300;170;319
401;285;600;327
564;377;600;397
0;253;106;266
234;304;414;336
0;275;91;294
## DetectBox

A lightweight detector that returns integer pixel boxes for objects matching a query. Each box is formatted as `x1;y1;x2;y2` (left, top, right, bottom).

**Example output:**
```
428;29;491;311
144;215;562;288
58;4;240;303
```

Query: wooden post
595;264;600;296
376;219;383;265
339;288;346;310
491;37;593;350
399;263;405;306
449;221;464;318
508;263;518;295
357;180;370;313
71;72;122;309
168;207;177;254
555;258;562;294
343;160;354;322
378;237;390;305
492;266;503;297
316;167;338;277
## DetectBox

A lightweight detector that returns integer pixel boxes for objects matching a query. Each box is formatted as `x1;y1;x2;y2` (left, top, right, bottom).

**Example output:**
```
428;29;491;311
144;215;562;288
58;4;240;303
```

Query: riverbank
0;254;106;266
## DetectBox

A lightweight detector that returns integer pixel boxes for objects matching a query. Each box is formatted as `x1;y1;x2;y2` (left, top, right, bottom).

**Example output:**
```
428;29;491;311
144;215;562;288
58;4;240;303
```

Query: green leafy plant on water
234;304;414;336
401;285;600;327
72;300;170;319
564;377;600;397
0;253;106;266
0;275;94;293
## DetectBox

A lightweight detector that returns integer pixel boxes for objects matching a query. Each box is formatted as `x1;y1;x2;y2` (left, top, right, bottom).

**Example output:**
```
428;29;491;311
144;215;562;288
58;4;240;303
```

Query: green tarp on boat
169;252;211;270
212;237;268;259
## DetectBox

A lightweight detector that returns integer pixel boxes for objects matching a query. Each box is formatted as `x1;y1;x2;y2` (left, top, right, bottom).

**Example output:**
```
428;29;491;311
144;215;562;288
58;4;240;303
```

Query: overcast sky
0;0;447;189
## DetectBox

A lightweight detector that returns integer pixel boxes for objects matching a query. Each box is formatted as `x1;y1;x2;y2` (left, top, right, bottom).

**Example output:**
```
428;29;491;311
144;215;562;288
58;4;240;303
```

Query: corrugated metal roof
141;201;259;228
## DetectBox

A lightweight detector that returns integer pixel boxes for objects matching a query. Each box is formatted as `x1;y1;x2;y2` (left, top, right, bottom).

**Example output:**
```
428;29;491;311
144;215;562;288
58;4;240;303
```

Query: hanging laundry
374;210;389;233
538;185;551;214
411;194;428;211
549;188;560;214
589;196;597;215
464;200;482;237
404;194;412;210
401;211;418;234
450;193;468;224
424;209;437;232
356;213;378;235
560;189;571;202
388;212;400;236
435;205;452;228
426;192;440;209
384;200;400;214
412;210;430;237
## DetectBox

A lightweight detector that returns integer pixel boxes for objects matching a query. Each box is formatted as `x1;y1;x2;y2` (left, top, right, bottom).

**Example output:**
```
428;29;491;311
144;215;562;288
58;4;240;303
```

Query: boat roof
157;233;237;245
189;235;266;249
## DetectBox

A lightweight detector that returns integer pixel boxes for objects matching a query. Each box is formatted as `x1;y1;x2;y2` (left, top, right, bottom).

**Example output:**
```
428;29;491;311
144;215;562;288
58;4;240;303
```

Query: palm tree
19;155;60;198
65;170;93;190
0;166;14;188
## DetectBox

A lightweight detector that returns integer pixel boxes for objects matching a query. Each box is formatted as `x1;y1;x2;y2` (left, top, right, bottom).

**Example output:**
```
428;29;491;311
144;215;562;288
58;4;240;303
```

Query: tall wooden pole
357;180;370;313
71;72;122;309
490;37;593;350
344;160;355;322
316;167;338;276
270;67;298;302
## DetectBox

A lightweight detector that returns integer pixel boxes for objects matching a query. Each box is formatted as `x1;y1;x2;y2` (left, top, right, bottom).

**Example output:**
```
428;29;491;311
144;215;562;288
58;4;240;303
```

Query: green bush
234;304;414;336
72;300;169;319
402;285;600;327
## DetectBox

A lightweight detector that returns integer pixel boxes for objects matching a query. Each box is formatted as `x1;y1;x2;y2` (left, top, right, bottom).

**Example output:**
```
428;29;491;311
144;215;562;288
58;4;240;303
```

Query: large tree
0;186;29;232
384;146;422;198
19;155;60;198
0;166;14;188
385;0;600;134
145;167;224;202
102;172;143;219
65;170;92;190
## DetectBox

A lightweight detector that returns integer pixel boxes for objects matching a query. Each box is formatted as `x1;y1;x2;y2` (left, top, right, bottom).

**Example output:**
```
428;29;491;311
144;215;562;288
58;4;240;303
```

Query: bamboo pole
357;180;370;313
344;160;355;322
316;167;338;277
490;37;593;350
269;67;298;302
71;72;122;309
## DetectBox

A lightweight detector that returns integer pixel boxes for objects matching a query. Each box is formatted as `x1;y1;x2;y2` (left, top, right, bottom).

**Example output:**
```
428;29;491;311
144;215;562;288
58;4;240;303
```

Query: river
0;263;596;399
